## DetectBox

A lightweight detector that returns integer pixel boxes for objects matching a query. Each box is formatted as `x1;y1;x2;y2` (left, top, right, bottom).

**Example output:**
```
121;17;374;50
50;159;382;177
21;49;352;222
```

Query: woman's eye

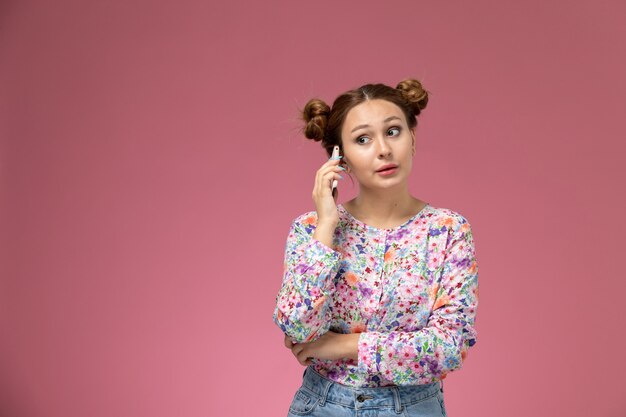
356;136;370;144
387;127;401;137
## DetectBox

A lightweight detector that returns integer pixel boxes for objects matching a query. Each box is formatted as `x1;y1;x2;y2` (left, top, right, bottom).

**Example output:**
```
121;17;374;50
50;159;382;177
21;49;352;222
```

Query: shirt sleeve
272;214;341;343
357;216;479;386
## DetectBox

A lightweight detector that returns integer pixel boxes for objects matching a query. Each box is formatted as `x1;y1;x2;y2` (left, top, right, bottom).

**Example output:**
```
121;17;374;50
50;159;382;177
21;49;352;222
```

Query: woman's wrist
341;333;360;361
315;220;338;232
313;222;338;249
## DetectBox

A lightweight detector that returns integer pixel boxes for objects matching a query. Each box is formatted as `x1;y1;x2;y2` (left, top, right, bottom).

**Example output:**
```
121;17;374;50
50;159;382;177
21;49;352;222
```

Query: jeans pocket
288;388;320;416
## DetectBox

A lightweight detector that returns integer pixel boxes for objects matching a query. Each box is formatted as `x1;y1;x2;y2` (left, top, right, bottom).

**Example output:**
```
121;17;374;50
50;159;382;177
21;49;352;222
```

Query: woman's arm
357;219;479;385
285;331;359;366
273;214;341;343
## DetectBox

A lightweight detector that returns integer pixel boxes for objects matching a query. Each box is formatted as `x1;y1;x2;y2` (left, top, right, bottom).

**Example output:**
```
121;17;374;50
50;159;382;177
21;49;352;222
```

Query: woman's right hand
312;146;344;227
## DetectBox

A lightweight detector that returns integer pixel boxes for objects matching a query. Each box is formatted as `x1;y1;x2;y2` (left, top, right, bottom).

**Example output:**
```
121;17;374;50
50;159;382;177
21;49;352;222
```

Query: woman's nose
376;138;392;157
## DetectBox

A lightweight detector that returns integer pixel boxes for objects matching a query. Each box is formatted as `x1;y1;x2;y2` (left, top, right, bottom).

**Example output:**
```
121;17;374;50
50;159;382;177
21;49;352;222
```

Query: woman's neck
345;186;423;227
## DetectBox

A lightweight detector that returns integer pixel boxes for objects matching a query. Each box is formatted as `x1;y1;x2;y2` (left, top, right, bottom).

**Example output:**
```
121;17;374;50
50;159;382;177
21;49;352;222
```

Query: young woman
273;79;479;417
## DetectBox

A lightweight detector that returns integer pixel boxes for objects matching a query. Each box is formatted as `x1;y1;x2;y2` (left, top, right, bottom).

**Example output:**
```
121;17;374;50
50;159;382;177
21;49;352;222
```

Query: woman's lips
376;166;398;176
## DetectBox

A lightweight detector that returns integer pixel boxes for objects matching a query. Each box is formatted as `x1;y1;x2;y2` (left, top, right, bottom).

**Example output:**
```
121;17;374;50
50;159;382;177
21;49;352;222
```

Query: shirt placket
364;229;390;328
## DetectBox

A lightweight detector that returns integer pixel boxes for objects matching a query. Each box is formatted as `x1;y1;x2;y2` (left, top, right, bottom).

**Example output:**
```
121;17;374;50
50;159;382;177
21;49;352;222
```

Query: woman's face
340;99;415;191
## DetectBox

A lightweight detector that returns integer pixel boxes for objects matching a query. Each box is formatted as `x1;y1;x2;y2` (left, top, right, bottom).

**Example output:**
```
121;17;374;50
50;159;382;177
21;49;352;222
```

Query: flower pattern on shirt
273;203;479;387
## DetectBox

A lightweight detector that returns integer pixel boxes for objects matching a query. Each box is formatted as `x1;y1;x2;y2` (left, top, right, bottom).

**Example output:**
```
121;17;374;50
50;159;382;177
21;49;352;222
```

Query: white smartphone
331;146;340;192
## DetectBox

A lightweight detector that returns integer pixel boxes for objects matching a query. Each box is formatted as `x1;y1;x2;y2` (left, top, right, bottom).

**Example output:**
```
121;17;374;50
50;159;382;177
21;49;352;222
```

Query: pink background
2;1;625;416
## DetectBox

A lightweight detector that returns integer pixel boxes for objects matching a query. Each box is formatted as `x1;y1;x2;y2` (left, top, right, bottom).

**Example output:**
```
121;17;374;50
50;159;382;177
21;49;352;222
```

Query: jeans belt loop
318;377;332;407
392;387;403;414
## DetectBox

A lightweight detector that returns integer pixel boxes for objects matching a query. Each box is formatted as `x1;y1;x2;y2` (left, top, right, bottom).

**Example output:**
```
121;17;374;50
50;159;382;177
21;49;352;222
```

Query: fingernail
338;174;344;179
330;156;342;160
337;166;346;171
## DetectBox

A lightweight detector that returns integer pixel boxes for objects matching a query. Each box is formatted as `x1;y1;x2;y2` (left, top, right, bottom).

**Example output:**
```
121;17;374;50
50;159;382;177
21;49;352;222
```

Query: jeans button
357;394;365;402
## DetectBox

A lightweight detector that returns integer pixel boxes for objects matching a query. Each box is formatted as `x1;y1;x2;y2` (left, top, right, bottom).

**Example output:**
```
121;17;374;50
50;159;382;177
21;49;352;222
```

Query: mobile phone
331;146;340;192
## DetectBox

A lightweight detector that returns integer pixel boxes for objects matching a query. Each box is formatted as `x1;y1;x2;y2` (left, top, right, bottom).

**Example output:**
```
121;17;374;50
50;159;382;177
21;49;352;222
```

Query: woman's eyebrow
350;116;402;134
351;124;370;133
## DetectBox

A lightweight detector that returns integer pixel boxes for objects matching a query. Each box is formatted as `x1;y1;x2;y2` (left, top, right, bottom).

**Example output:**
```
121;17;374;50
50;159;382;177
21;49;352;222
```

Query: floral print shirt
273;202;479;387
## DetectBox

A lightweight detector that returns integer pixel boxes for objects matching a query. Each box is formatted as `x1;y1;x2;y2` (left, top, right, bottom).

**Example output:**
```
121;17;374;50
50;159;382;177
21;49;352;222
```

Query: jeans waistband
300;366;442;413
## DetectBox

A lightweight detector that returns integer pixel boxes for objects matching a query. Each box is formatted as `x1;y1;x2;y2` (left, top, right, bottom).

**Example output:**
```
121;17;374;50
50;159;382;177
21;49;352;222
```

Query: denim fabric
287;367;447;417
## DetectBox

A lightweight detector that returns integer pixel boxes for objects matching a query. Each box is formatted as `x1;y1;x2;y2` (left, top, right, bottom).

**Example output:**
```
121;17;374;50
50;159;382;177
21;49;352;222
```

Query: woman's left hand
284;331;359;366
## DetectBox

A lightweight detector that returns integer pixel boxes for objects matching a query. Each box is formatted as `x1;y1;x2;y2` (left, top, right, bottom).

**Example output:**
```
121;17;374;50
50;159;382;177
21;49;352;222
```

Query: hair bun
396;79;429;115
302;98;330;141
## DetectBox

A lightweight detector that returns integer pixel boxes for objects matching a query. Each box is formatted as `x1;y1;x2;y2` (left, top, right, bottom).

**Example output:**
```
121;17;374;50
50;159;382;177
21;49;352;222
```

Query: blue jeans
287;367;447;417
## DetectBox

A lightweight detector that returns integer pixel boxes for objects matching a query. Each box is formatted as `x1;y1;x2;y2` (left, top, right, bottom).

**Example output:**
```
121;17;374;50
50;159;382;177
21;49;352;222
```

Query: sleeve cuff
357;332;380;375
304;238;340;267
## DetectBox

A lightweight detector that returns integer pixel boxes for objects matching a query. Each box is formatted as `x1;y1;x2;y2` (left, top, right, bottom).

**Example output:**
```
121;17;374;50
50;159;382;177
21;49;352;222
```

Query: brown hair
301;79;429;158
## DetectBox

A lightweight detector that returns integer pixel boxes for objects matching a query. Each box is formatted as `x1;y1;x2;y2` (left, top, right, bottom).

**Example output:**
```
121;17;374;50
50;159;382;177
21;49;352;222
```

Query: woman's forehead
344;99;406;128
